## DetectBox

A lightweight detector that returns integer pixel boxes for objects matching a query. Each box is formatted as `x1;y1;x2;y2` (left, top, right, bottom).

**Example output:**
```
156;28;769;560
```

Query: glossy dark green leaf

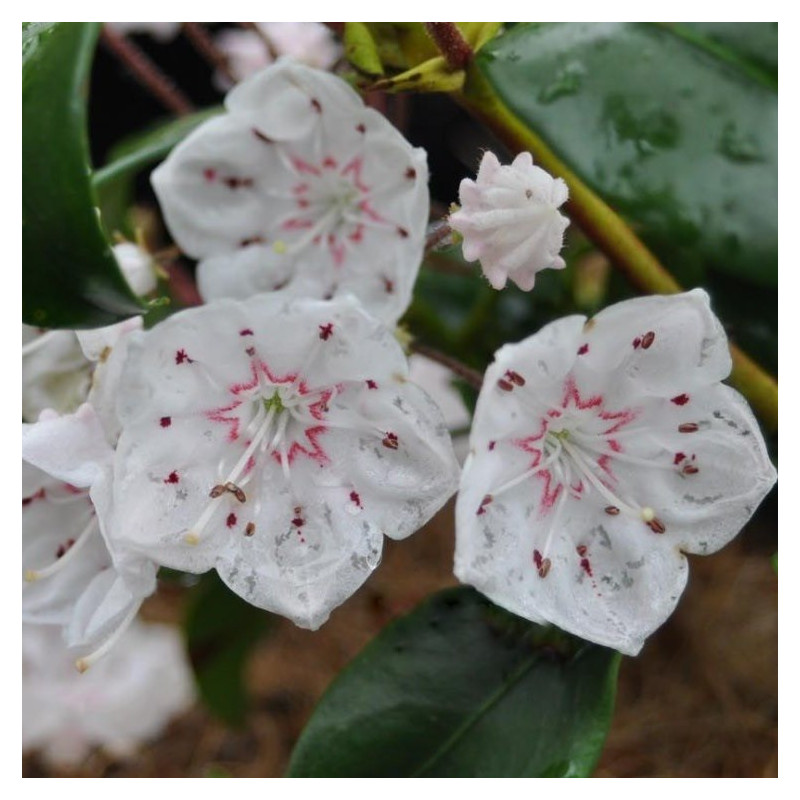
185;573;272;726
287;588;620;777
93;107;223;234
668;22;778;82
22;22;143;328
476;23;777;290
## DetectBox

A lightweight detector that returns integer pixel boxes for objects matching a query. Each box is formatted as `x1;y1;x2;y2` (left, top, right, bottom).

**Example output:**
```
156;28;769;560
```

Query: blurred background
22;22;777;778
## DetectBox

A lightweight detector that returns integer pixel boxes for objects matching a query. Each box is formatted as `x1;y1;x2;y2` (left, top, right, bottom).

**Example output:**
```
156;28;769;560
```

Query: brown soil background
23;499;777;778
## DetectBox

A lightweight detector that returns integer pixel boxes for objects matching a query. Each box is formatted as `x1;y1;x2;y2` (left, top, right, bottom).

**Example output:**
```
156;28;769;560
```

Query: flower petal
581;288;732;394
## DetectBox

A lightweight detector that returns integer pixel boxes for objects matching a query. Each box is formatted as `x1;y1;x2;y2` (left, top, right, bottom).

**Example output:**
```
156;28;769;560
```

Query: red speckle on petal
396;226;409;238
164;471;179;484
160;416;171;428
23;488;46;507
356;123;366;133
252;128;274;144
632;337;641;349
311;98;322;113
576;544;588;557
239;236;265;248
292;516;305;528
319;323;334;341
175;349;193;365
55;538;76;559
322;156;337;169
405;166;417;180
382;277;395;294
245;346;256;357
674;452;687;465
350;490;363;508
203;168;216;182
366;379;378;390
488;440;496;451
240;329;254;337
671;393;690;406
580;557;593;577
226;513;237;528
577;344;589;355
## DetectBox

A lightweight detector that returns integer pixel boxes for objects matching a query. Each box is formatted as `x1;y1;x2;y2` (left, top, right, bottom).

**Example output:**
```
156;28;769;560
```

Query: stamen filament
75;603;140;673
24;516;98;582
186;406;276;544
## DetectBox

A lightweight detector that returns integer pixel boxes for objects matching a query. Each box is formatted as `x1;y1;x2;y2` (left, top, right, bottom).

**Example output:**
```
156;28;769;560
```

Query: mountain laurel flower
23;621;194;766
23;404;158;671
455;290;776;655
109;294;460;629
449;151;569;291
152;60;429;325
22;244;151;422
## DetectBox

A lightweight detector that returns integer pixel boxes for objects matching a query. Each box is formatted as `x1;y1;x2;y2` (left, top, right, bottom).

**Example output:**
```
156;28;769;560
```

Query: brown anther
225;482;247;503
505;370;525;386
641;330;656;349
682;464;699;475
382;433;399;450
538;558;552;578
678;423;699;433
646;518;666;534
245;522;256;537
209;484;226;498
604;505;620;515
497;378;514;392
576;544;588;557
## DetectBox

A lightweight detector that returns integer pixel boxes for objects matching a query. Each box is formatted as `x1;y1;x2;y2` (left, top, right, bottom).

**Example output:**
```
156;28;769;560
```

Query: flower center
186;372;334;546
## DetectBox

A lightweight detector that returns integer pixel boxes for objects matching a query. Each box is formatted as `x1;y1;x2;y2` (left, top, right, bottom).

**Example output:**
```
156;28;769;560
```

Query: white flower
23;620;194;766
22;326;91;422
151;59;429;325
109;294;460;629
22;244;153;422
214;23;341;89
23;403;158;669
449;151;569;291
455;290;776;655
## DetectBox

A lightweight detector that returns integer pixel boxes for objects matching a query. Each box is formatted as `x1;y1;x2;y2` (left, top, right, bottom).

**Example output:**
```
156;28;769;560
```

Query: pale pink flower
450;151;569;291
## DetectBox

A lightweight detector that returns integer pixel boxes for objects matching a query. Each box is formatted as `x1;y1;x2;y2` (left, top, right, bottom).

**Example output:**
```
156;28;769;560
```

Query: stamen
24;516;98;582
75;603;140;673
185;406;275;544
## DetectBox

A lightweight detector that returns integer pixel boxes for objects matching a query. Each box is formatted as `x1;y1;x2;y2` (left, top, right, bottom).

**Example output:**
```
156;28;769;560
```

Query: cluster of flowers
23;59;777;762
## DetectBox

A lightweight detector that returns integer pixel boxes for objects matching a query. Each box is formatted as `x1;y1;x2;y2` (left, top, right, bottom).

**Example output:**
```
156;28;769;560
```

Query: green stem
456;66;778;432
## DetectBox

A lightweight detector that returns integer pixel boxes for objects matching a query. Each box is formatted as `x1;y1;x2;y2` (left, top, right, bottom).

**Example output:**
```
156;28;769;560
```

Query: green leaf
476;23;777;290
185;573;272;726
93;107;223;235
287;588;620;777
22;22;143;328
